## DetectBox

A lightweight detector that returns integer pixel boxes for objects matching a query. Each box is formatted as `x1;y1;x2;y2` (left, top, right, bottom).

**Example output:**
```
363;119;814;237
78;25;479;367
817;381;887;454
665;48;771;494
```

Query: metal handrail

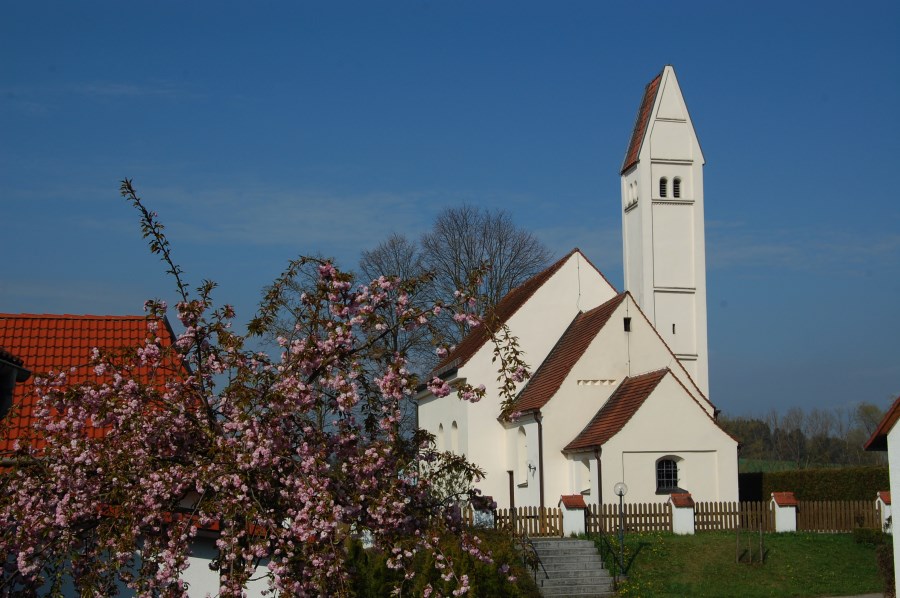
595;531;626;578
521;534;550;583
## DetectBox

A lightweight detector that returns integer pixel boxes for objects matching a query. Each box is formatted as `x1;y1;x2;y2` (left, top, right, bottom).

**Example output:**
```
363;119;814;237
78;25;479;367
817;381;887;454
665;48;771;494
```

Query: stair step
538;568;609;579
530;538;614;598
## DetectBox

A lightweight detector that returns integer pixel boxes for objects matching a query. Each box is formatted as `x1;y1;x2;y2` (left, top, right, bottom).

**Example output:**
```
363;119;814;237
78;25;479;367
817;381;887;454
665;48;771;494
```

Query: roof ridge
0;313;156;321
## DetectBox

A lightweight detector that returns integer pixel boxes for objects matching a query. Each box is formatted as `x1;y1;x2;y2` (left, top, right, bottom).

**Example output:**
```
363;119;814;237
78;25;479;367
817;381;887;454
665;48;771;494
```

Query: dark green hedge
738;466;889;501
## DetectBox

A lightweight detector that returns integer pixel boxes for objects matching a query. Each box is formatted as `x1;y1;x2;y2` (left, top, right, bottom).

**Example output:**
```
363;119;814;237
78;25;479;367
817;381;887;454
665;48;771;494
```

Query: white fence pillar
558;495;587;536
770;492;798;532
669;492;695;535
877;491;892;534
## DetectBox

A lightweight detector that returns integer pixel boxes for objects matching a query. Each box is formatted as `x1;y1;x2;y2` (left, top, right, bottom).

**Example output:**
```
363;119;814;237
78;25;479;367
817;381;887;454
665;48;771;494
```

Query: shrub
349;528;542;597
877;541;895;598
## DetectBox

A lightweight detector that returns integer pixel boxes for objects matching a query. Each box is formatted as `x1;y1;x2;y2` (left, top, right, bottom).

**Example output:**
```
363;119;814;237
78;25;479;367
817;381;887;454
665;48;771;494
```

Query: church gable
512;293;627;413
432;248;614;378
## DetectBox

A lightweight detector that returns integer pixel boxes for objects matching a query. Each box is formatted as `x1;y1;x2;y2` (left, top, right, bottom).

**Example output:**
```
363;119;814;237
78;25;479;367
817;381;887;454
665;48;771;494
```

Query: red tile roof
431;248;612;377
771;491;798;507
621;69;662;174
669;492;694;508
564;369;668;452
559;495;587;509
878;491;891;505
0;313;180;452
865;395;900;451
512;294;627;413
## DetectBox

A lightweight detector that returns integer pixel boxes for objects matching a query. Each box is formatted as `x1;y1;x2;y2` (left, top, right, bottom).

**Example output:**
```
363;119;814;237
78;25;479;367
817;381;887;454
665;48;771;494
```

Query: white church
417;66;739;508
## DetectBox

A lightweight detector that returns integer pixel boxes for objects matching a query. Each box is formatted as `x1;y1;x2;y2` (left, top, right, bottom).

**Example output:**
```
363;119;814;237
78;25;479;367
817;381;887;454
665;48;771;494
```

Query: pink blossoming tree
0;181;530;597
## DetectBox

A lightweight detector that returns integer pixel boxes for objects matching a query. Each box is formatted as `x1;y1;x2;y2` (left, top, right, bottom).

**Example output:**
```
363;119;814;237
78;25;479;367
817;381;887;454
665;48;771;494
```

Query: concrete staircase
529;538;615;598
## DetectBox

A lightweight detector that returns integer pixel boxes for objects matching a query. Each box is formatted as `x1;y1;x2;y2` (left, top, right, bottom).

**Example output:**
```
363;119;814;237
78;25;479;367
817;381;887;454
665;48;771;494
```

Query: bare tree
420;204;552;343
358;233;434;369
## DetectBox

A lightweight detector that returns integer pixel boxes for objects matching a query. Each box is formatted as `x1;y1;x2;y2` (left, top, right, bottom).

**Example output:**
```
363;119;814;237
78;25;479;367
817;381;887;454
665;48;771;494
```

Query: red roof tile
865;395;900;451
0;313;181;452
512;294;627;412
669;492;694;508
878;491;891;505
621;70;662;174
771;491;798;507
431;249;612;377
564;369;668;452
559;495;587;509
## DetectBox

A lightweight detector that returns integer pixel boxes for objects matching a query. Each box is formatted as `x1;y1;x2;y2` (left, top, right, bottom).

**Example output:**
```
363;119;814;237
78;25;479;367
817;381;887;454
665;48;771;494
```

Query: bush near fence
740;466;889;501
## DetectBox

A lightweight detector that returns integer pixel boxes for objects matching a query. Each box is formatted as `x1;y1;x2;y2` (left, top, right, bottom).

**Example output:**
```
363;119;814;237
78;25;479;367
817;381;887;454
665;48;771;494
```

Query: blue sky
2;1;898;417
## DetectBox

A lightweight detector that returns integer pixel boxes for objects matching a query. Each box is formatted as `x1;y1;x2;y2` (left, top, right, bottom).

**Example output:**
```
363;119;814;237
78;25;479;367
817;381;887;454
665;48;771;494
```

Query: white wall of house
598;375;737;504
889;423;900;597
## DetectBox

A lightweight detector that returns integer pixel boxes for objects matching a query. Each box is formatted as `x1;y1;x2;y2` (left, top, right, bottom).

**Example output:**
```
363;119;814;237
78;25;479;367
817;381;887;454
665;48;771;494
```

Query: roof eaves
430;248;586;375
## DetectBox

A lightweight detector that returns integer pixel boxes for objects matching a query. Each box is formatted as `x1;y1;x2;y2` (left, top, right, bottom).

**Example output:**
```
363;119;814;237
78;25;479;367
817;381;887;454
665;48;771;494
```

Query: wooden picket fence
796;500;881;532
694;501;774;531
494;506;563;537
462;499;882;536
585;502;672;534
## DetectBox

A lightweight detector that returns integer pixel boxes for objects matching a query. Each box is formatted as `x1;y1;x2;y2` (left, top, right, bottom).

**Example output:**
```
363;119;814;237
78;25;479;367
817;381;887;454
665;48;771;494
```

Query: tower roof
621;69;663;174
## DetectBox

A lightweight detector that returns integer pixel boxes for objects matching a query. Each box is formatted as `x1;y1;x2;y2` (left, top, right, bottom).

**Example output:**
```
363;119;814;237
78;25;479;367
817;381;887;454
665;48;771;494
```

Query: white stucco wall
888;423;900;597
598;374;737;504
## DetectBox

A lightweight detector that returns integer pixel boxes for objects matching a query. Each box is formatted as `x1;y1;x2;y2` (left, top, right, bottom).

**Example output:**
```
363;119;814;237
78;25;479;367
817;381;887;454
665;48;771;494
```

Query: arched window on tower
437;424;445;451
451;421;459;453
673;177;681;198
660;177;668;198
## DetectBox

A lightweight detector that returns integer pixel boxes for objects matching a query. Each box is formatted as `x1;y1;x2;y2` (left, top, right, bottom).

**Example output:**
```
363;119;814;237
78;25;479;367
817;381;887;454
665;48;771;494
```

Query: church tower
620;65;710;397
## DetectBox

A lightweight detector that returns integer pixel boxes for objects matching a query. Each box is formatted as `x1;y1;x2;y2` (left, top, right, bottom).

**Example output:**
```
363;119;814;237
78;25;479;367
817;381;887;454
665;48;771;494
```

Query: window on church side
451;421;459;453
437;424;445;451
660;177;668;198
673;177;681;198
656;458;679;493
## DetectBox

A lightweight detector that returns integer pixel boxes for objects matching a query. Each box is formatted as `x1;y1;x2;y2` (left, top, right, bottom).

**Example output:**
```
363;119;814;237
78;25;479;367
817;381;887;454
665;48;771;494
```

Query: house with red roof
0;313;180;453
865;395;900;596
417;66;738;508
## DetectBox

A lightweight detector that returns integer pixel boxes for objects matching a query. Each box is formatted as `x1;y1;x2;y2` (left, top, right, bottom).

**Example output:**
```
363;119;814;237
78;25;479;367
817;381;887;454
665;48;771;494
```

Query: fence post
559;495;587;536
877;491;892;534
770;492;798;532
669;493;695;535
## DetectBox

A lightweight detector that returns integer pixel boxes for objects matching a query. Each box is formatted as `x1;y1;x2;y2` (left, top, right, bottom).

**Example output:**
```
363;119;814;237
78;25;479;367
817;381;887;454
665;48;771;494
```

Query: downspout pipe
535;410;545;510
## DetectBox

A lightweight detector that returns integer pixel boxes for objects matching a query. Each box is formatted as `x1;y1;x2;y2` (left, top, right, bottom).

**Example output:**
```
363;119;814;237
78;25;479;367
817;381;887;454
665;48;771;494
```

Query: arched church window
660;177;668;198
673;177;681;198
437;424;445;451
451;421;459;453
656;457;679;493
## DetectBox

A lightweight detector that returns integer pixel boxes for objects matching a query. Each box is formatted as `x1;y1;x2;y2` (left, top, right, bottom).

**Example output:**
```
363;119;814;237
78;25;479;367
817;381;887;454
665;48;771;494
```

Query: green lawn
591;531;885;598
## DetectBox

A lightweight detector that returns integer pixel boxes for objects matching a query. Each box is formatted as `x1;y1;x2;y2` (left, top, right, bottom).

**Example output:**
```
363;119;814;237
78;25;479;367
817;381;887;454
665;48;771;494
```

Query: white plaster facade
418;66;738;511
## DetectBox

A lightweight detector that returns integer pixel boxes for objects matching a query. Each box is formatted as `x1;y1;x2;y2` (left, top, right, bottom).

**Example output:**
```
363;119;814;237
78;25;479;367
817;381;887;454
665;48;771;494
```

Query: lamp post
613;481;628;576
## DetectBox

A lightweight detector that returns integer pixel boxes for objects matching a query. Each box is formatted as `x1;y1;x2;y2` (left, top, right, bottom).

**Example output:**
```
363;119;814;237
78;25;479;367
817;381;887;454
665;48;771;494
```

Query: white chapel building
417;66;738;508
